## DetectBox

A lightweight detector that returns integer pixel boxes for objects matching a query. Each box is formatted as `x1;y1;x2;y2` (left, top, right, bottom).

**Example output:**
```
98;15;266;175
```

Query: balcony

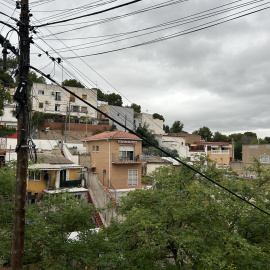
60;179;82;188
111;153;144;164
211;150;230;155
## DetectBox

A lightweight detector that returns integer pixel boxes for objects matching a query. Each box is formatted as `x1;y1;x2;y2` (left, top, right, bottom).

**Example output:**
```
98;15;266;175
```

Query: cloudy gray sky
1;0;270;138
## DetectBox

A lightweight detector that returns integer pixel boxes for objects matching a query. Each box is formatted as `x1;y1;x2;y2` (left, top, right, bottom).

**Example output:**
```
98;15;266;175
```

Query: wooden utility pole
12;0;30;268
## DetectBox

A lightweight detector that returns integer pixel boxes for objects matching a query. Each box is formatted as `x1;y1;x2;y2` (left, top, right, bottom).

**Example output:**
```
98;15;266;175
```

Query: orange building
82;131;143;189
190;141;233;167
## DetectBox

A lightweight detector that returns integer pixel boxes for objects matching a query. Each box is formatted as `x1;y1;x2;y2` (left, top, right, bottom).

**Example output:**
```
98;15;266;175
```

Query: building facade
134;113;165;134
231;144;270;177
32;83;98;121
189;141;232;167
82;130;143;189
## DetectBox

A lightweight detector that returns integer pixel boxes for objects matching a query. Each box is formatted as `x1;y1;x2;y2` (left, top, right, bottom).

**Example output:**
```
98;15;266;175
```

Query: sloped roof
81;130;141;141
37;150;73;164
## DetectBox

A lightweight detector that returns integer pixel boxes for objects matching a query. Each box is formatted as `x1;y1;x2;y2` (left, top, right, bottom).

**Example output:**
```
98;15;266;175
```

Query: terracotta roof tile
81;130;141;141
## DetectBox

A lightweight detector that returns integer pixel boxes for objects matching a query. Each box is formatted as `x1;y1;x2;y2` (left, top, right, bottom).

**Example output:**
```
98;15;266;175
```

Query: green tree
107;93;123;106
28;71;46;85
163;124;170;133
98;164;270;269
213;131;228;142
135;123;159;148
193;126;213;141
62;79;85;88
152;113;165;121
170;120;184;133
0;163;16;265
25;193;95;267
145;146;179;157
130;103;141;113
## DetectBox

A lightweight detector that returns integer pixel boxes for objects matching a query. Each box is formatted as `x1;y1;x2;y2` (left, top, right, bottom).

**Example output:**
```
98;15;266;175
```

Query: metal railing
211;150;230;155
60;179;82;188
111;153;144;163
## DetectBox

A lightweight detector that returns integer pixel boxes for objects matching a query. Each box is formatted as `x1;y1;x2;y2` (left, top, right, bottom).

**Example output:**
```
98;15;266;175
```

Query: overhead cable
33;0;144;28
65;5;270;59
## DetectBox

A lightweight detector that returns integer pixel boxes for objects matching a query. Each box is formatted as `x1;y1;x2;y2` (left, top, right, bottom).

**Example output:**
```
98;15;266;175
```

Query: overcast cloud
1;0;270;138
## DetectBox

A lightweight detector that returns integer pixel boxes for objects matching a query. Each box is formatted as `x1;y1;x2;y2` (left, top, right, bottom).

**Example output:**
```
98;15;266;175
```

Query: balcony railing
111;153;144;163
60;179;82;188
211;150;230;155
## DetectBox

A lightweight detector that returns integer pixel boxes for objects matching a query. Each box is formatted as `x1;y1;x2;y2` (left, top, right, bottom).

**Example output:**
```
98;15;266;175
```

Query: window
72;106;79;112
70;92;75;102
119;146;134;161
260;155;269;163
128;169;138;186
96;146;99;152
82;94;87;100
39;102;43;109
81;106;87;113
93;146;96;152
29;171;41;182
38;90;44;95
74;194;82;199
55;92;61;101
55;104;60;111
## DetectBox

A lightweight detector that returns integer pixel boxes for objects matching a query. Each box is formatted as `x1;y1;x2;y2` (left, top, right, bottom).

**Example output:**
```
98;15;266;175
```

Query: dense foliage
62;79;85;88
98;164;270;269
135;123;159;148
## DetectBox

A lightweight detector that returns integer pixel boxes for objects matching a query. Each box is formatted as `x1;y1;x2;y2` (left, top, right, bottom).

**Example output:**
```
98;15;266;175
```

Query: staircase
87;191;104;227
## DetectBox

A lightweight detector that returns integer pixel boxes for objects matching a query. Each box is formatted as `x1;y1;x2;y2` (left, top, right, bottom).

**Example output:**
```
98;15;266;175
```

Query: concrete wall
99;105;134;131
231;161;244;176
40;122;112;132
87;172;123;226
242;144;270;176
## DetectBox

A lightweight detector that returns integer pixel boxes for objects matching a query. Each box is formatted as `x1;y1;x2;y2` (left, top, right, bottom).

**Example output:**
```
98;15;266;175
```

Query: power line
33;0;188;37
45;1;267;54
33;0;144;28
64;5;270;59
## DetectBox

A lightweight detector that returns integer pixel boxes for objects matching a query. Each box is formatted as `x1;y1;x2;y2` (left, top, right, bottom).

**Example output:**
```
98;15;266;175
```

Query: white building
134;113;165;135
155;134;189;158
32;83;98;120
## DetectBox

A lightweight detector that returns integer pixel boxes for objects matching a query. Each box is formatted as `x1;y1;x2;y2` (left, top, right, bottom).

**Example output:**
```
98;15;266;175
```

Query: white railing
211;150;229;155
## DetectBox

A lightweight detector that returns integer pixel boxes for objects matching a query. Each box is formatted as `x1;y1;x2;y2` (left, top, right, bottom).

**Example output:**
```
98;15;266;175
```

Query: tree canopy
153;113;165;121
135;123;159;148
130;103;141;113
193;126;213;142
62;79;85;88
170;120;184;133
98;163;270;269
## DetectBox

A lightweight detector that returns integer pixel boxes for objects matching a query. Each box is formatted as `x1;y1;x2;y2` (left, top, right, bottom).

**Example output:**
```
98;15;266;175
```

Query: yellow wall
69;168;80;180
27;168;80;196
207;148;232;165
